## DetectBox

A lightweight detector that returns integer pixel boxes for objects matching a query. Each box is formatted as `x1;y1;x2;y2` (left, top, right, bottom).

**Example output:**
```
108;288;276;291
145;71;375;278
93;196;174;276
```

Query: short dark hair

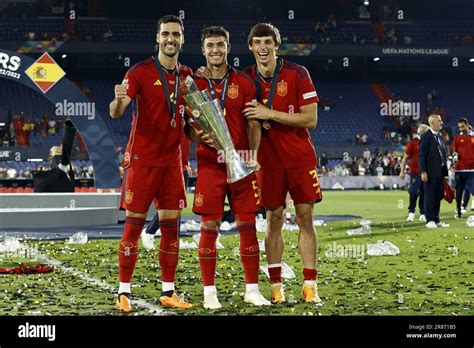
458;117;469;125
157;15;184;34
247;23;281;46
201;26;230;45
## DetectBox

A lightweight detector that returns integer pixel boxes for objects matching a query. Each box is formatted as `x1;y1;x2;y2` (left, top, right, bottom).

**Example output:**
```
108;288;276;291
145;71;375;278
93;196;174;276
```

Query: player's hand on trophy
244;101;272;120
114;84;128;101
196;129;216;148
399;171;405;180
247;159;261;171
194;66;212;79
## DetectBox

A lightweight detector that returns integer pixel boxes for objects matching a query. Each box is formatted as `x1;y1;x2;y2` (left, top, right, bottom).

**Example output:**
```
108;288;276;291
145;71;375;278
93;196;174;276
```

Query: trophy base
226;166;255;184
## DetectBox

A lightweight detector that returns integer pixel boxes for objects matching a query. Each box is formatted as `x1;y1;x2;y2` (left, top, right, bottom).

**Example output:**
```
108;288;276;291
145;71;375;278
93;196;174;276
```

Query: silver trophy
182;75;255;183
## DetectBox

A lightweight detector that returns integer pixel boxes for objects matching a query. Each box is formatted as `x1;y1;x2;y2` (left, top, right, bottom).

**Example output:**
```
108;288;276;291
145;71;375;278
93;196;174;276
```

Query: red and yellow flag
25;53;66;94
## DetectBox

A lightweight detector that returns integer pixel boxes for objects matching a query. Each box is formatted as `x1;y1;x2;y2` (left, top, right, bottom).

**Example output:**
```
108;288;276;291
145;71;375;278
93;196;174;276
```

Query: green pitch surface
1;191;473;316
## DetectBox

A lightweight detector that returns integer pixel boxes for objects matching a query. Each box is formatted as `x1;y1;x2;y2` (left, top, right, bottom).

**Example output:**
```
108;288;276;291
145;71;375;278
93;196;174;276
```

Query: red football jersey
405;138;420;174
122;57;192;168
243;59;319;169
193;69;257;167
451;134;474;171
180;130;190;166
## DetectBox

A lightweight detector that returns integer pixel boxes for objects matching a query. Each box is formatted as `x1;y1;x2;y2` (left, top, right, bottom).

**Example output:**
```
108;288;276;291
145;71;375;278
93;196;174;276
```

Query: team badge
198;247;213;255
412;178;416;183
246;245;259;252
277;81;287;97
120;241;135;256
228;84;239;99
195;193;204;207
125;190;134;204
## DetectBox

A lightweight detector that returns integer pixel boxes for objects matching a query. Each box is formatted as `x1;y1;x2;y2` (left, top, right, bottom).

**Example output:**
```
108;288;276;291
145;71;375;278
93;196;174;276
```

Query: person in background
399;126;427;222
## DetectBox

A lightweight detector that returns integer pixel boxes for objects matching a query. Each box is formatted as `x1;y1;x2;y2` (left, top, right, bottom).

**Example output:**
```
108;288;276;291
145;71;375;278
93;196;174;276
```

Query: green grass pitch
0;191;472;316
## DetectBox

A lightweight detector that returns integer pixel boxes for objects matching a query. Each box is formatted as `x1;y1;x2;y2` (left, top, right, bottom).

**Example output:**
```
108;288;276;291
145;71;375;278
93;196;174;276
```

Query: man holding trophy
109;15;193;312
242;23;323;304
183;26;271;309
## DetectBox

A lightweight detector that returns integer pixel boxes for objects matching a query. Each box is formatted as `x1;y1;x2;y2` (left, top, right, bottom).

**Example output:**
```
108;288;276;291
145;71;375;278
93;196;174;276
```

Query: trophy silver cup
182;75;255;183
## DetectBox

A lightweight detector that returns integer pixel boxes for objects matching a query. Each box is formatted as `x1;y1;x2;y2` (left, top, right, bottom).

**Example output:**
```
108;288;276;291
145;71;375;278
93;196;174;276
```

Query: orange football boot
302;282;322;304
116;293;132;313
160;293;193;309
270;283;286;304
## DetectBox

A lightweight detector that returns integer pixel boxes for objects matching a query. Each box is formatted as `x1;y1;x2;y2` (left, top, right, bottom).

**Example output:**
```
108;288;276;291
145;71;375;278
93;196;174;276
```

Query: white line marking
23;244;170;315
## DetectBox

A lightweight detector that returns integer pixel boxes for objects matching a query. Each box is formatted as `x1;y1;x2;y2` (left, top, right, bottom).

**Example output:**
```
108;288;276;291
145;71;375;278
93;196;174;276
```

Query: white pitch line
23;244;170;316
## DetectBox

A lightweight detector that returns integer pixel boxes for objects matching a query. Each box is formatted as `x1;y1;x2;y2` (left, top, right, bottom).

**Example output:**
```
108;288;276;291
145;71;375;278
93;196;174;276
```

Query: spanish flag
25;53;66;94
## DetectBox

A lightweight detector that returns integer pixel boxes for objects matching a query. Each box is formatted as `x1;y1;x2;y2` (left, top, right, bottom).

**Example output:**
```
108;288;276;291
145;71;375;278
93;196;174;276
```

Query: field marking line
22;244;170;316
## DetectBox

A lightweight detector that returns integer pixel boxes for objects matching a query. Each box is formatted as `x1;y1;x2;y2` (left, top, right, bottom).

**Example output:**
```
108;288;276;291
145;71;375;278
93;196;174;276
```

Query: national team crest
125;190;134;204
228;84;238;99
195;193;204;207
277;81;287;97
199;247;213;255
246;245;259;252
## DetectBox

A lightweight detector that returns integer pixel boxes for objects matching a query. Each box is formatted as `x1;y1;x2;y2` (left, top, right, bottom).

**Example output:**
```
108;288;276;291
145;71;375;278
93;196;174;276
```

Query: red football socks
237;223;260;284
303;267;318;281
198;227;218;286
159;218;180;283
119;216;146;283
268;265;282;284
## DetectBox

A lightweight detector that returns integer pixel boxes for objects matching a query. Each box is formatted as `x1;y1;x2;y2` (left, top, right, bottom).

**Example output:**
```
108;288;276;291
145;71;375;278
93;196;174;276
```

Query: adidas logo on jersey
154;79;162;86
133;154;139;160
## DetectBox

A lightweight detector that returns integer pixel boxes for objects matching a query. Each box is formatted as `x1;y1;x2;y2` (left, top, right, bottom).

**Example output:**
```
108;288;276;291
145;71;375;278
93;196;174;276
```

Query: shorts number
309;169;321;193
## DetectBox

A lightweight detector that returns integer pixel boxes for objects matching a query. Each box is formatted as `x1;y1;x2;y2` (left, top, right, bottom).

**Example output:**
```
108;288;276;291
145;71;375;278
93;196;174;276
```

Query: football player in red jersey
109;15;193;312
242;23;322;304
399;126;427;223
186;26;270;309
450;118;474;218
140;132;193;251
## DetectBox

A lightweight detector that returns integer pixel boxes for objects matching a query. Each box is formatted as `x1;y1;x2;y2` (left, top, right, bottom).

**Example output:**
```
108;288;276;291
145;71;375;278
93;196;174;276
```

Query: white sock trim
118;282;131;294
162;282;175;292
304;280;316;286
267;263;282;268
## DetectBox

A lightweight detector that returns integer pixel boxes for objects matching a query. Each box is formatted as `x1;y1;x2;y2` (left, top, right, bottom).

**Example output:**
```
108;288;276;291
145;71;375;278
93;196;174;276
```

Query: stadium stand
2;79;472;150
2;18;474;45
